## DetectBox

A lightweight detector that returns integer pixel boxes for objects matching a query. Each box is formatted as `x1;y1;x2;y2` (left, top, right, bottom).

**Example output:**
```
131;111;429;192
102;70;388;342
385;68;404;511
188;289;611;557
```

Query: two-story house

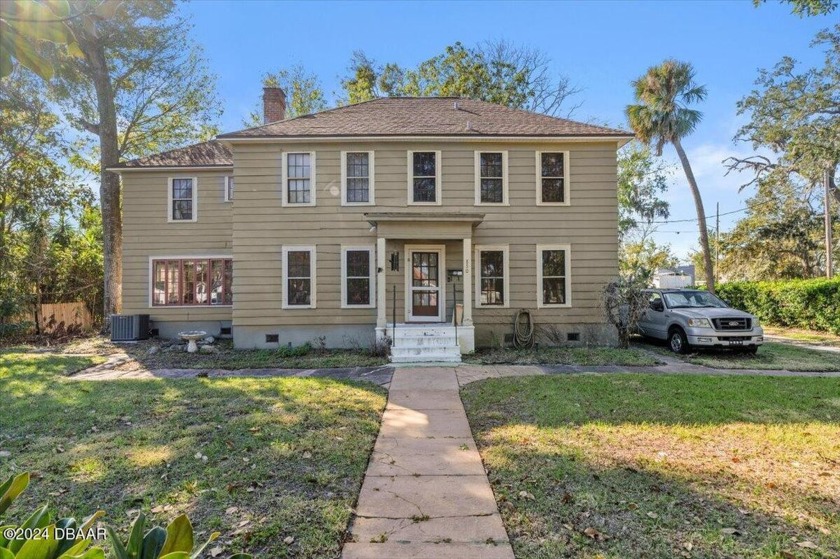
113;88;632;362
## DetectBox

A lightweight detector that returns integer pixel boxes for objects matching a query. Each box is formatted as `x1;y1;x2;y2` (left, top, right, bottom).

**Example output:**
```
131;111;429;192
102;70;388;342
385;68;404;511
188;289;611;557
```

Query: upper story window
537;151;570;206
282;246;316;308
475;151;508;205
282;152;316;207
408;150;441;205
341;246;375;308
224;176;234;202
168;177;197;221
537;244;571;308
475;245;509;308
151;258;232;306
341;151;374;205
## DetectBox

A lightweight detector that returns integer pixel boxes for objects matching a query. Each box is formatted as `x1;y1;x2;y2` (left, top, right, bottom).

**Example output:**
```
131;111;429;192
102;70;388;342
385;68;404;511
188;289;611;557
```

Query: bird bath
178;330;207;353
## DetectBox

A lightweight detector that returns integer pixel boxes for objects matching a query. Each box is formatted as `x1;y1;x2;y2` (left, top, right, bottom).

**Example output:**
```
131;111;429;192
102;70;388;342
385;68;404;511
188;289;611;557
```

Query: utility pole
715;202;720;285
826;169;834;279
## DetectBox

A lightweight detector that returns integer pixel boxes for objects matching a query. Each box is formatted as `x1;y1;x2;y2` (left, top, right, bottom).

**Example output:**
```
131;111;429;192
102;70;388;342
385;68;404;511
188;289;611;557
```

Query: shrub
717;278;840;334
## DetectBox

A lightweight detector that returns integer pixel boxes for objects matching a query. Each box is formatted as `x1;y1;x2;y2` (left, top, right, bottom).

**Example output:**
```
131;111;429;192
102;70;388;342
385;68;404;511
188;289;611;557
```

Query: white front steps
389;324;462;364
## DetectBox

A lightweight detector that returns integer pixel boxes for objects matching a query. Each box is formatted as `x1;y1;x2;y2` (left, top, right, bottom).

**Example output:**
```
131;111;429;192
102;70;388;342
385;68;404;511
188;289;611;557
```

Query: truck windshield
663;291;728;309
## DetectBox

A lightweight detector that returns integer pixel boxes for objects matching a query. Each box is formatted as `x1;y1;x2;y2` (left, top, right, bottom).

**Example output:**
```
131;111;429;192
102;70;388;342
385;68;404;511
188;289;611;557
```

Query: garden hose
513;309;535;349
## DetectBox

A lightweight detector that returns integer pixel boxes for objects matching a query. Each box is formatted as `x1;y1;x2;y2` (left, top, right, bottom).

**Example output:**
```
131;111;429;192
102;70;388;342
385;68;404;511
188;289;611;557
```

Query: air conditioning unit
111;314;150;341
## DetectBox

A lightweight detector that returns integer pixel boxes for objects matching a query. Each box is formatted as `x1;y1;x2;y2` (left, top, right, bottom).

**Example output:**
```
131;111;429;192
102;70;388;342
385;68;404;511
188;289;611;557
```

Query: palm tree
626;60;716;292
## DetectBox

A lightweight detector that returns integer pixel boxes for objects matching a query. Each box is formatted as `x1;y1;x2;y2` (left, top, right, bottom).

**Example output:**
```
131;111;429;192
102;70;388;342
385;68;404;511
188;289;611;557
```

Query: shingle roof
218;97;632;139
116;140;232;168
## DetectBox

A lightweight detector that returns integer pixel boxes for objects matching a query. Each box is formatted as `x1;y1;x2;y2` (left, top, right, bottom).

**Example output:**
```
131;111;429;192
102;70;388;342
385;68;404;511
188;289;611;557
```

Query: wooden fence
11;302;95;334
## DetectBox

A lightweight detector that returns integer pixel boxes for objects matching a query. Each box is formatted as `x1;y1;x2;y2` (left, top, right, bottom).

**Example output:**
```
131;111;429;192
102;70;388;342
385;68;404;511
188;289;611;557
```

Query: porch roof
364;212;485;240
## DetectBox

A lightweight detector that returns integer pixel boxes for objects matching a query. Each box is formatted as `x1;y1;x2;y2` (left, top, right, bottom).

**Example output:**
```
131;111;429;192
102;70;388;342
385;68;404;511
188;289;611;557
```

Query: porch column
462;237;473;326
376;237;387;330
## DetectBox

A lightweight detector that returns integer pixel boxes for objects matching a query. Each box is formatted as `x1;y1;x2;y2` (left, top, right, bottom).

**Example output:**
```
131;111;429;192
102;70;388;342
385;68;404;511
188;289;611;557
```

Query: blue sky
183;0;834;260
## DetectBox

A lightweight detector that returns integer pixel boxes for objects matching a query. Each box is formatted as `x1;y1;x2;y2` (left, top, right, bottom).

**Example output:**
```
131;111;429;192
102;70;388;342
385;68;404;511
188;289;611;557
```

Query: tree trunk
81;37;122;328
672;137;716;293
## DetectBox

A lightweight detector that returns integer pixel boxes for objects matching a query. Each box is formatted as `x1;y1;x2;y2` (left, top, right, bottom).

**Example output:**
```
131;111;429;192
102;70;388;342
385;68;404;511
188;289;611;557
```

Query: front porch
366;212;484;360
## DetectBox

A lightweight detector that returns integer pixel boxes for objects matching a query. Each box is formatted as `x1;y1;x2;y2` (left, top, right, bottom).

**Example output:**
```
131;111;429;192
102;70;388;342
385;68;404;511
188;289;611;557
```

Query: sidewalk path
341;367;513;559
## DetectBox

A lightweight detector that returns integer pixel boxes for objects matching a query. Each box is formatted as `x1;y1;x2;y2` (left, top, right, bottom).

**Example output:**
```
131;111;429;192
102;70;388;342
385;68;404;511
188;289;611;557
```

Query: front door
407;247;444;322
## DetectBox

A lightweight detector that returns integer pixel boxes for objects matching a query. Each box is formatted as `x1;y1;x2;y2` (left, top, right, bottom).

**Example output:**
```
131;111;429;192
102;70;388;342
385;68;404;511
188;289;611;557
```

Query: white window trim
340;151;375;206
167;176;198;222
281;152;317;207
474;245;510;309
536;243;572;308
224;176;234;202
147;254;232;308
535;151;571;207
407;150;442;206
474;151;509;206
282;245;316;309
340;245;376;309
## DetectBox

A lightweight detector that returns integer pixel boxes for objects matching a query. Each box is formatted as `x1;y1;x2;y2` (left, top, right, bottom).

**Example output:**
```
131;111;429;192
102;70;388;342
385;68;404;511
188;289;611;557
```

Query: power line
648;198;778;224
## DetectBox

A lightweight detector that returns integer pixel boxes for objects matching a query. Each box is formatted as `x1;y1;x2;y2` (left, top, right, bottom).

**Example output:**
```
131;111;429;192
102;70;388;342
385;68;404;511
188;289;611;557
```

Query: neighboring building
652;265;695;289
112;89;633;360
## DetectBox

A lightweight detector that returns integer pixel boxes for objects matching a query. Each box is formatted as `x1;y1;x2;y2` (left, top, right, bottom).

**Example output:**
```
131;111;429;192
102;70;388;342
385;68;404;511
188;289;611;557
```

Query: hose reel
513;309;535;349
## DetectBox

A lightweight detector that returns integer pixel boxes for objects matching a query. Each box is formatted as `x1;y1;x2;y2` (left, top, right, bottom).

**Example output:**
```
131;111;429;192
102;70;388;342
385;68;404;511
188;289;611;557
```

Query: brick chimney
262;87;286;123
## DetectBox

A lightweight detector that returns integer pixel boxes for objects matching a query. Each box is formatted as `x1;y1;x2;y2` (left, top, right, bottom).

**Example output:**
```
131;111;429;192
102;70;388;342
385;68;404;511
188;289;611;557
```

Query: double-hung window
151;258;232;306
408;151;441;204
341;151;374;205
475;151;508;205
224;176;234;201
282;246;316;308
537;244;571;308
282;152;316;206
341;246;375;308
537;151;570;205
475;245;509;308
168;177;197;221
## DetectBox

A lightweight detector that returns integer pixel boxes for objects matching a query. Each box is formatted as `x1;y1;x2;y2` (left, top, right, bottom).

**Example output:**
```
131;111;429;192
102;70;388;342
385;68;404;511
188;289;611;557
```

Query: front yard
0;350;387;558
464;346;660;366
462;374;840;559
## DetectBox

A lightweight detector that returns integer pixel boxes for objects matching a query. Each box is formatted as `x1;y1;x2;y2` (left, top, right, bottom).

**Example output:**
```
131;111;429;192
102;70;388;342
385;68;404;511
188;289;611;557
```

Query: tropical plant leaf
189;531;219;559
140;527;166;559
105;525;128;559
14;524;60;559
0;472;29;515
125;513;145;559
158;515;193;556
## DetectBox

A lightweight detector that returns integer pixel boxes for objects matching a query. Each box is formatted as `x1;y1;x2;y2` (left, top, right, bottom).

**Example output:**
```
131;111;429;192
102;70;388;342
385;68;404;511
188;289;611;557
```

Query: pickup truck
637;289;764;354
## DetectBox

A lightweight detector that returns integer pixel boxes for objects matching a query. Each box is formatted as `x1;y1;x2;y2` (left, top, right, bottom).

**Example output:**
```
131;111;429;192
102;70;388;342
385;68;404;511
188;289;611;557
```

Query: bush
717;278;840;334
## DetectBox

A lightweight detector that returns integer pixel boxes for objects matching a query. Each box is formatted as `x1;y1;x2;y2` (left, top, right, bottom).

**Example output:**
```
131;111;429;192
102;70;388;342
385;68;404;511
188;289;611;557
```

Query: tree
626;60;716;292
717;172;834;280
339;40;579;116
726;25;839;277
0;69;94;328
245;65;327;126
754;0;837;17
45;0;220;325
0;0;94;79
617;141;672;239
342;51;380;104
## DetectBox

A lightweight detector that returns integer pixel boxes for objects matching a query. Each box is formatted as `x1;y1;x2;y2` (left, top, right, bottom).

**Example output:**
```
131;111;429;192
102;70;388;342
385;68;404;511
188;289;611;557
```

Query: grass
462;374;840;559
763;327;840;348
0;350;387;558
641;340;840;372
464;346;661;366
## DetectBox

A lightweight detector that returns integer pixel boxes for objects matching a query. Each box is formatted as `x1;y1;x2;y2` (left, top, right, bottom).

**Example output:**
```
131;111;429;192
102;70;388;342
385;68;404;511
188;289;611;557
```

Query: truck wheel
668;328;690;354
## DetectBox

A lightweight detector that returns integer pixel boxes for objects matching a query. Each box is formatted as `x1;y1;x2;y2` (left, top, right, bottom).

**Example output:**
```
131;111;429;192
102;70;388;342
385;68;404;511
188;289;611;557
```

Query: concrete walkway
342;367;514;559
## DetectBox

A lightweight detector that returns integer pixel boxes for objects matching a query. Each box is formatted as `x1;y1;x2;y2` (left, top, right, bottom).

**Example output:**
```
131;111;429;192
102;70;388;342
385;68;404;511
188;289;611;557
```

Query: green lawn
763;327;840;348
642;341;840;372
462;374;840;559
0;350;387;558
464;346;660;366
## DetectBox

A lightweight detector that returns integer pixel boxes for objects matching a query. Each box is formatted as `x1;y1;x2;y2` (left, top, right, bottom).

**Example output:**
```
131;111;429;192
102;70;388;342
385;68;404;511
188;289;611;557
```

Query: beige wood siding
121;169;233;321
231;141;618;329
